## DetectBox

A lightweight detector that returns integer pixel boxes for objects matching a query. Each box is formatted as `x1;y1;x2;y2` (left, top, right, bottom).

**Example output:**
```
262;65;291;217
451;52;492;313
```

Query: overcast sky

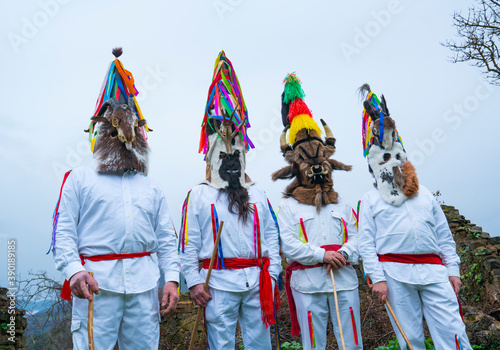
1;0;498;288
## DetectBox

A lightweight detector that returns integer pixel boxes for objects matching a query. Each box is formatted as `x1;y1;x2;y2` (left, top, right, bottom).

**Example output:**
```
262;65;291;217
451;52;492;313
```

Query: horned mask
85;48;151;175
272;74;352;213
359;84;419;206
199;51;254;221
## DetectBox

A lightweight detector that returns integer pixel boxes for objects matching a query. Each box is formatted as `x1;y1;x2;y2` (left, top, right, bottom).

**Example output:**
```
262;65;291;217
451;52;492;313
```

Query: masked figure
272;73;363;350
51;48;180;350
179;51;281;350
358;84;472;350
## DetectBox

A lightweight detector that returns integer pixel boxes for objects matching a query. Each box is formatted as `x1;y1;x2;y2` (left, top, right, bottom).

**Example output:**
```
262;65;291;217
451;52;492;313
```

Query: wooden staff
330;270;346;350
88;271;95;350
385;300;414;350
188;221;224;350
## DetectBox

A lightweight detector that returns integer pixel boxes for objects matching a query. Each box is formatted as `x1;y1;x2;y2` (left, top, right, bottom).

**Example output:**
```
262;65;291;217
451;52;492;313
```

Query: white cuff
313;247;326;264
164;271;180;284
64;261;86;280
446;264;460;277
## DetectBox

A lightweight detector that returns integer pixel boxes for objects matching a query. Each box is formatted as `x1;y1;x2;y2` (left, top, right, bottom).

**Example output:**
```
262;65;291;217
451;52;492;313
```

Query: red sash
377;253;463;321
202;257;278;327
377;253;443;265
285;244;343;337
60;252;151;301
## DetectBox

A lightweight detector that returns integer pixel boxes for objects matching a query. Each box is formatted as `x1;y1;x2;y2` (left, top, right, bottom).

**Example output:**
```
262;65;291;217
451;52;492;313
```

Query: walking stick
330;270;346;350
188;221;224;350
88;271;95;350
385;300;414;350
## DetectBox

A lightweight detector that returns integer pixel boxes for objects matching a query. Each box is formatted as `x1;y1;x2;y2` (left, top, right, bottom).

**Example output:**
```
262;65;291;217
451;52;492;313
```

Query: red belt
377;253;463;321
60;252;151;301
285;244;343;337
377;253;443;265
202;257;278;327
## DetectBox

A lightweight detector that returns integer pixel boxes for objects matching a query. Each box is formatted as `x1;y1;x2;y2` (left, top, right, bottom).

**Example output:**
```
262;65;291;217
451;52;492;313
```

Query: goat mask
199;51;254;222
90;97;149;174
359;84;419;206
272;74;352;213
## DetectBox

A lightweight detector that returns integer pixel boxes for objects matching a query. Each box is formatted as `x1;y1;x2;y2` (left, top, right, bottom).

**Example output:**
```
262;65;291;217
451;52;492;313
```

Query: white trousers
385;275;472;350
205;286;272;350
71;286;160;350
292;288;363;350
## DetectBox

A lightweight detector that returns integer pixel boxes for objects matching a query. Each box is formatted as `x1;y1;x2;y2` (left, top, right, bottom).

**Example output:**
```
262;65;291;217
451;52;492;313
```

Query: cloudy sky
1;0;498;287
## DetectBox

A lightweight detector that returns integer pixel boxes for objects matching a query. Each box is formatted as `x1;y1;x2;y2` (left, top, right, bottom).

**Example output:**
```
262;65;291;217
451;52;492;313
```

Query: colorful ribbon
298;218;309;243
350;307;359;346
211;204;225;269
46;170;72;255
179;190;191;253
308;311;316;348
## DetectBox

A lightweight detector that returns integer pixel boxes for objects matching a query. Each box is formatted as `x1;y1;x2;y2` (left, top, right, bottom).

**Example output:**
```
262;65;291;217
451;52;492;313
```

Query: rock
473;247;492;256
484;259;500;272
481;232;490;239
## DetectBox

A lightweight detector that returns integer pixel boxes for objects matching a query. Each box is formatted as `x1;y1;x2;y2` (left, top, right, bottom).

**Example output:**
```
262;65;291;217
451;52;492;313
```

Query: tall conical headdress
198;50;253;155
281;73;322;145
88;47;150;152
361;85;403;157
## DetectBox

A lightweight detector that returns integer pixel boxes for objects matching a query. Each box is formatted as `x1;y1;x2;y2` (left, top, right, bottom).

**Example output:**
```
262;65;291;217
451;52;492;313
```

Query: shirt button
125;201;129;204
127;215;130;218
124;187;127;190
127;232;131;235
125;250;129;253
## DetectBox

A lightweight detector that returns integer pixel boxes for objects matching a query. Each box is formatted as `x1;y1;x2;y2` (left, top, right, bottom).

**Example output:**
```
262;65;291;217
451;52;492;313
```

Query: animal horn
320;119;333;140
279;126;289;153
97;98;119;116
213;101;240;154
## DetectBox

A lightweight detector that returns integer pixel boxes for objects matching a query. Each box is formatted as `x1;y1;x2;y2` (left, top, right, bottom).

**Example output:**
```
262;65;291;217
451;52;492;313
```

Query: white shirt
278;197;360;293
180;184;281;292
359;185;460;285
53;167;180;294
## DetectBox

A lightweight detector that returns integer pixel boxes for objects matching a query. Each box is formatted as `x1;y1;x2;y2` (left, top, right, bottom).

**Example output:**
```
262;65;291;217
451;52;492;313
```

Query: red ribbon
285;244;343;337
202;257;277;327
60;252;151;301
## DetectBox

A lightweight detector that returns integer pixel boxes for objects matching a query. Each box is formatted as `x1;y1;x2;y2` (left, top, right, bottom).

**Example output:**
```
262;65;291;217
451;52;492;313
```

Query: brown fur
402;161;419;198
272;124;351;212
92;99;149;174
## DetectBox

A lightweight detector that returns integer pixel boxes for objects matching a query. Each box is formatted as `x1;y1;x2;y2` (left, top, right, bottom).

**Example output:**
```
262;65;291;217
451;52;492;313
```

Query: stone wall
441;205;500;347
0;287;26;350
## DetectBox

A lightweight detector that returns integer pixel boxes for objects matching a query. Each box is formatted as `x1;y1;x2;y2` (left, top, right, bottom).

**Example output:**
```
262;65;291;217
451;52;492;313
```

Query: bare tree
443;0;500;85
18;271;72;350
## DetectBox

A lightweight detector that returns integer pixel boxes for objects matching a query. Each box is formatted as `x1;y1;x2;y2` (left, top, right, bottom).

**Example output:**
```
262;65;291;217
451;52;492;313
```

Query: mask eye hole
219;152;227;159
233;150;240;158
110;130;118;138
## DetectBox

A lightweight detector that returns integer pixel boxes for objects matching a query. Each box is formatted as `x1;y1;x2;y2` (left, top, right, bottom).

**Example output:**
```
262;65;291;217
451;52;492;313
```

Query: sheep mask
359;84;419;206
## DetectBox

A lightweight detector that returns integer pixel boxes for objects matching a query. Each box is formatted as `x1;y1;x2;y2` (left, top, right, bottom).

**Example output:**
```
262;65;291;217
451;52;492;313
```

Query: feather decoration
199;50;253;154
89;48;150;152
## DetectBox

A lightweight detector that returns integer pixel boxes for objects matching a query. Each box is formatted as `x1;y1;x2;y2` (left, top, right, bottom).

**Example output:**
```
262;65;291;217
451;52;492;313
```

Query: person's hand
69;271;99;300
449;276;461;295
161;281;180;316
372;281;389;303
189;283;212;307
323;251;346;273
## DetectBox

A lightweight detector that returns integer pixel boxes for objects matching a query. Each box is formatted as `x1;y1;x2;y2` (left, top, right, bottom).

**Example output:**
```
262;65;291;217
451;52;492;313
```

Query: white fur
205;133;251;189
368;143;408;206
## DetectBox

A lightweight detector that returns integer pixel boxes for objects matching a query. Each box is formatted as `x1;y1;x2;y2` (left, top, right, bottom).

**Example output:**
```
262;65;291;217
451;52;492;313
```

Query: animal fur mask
272;121;352;212
89;97;149;174
359;84;419;206
204;115;254;222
